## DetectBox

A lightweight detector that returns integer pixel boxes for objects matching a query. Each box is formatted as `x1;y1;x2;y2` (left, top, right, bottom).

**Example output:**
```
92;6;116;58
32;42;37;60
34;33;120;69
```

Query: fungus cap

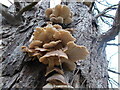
59;30;76;45
29;40;42;49
43;83;73;89
43;83;54;89
62;60;76;71
56;16;63;23
50;17;57;23
21;46;35;53
50;14;56;18
46;74;67;85
53;24;62;29
35;47;51;52
39;50;68;65
45;67;64;76
33;28;48;42
43;40;61;49
53;5;62;17
60;5;71;19
45;8;53;18
64;17;73;24
65;41;89;62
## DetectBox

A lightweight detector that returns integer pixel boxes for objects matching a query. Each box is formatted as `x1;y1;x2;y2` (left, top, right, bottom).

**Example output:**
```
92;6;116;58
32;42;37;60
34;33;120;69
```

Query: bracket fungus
45;5;73;24
21;23;89;88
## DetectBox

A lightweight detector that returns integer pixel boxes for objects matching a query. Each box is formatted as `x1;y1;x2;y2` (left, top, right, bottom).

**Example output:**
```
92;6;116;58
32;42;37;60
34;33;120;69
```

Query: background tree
0;0;120;89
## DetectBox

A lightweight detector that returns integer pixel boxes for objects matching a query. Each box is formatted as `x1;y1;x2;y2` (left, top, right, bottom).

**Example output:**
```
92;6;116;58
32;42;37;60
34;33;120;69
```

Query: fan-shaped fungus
45;5;73;24
21;23;89;88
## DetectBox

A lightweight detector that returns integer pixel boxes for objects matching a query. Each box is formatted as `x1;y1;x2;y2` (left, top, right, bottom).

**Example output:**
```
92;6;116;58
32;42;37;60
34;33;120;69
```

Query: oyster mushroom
21;46;35;53
64;17;73;24
53;5;62;17
60;5;71;19
46;74;67;85
45;67;64;76
56;16;64;23
62;60;76;71
33;28;48;42
45;5;73;24
53;24;62;29
35;47;51;52
43;83;73;89
50;14;56;18
43;83;54;89
43;40;61;49
59;30;76;45
45;8;53;18
29;40;42;49
64;41;89;62
39;50;68;65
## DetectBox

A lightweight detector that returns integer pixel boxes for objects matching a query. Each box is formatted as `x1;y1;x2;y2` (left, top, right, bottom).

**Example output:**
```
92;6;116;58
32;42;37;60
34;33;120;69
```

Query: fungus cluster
21;23;89;88
45;5;73;24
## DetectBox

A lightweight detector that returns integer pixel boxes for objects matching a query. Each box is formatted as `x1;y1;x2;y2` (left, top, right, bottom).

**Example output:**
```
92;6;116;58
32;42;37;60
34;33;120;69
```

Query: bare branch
108;69;120;75
16;0;40;17
14;0;22;12
102;14;114;20
109;77;120;86
0;0;40;25
107;43;120;46
95;4;118;19
0;3;22;25
8;0;14;5
94;4;113;26
108;80;113;88
100;16;112;26
96;0;111;7
99;2;120;42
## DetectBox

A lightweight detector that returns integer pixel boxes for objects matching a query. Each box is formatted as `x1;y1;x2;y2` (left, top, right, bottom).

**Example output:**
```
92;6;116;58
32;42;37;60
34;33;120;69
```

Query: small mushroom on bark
45;67;64;76
62;61;76;71
46;74;68;85
43;83;74;89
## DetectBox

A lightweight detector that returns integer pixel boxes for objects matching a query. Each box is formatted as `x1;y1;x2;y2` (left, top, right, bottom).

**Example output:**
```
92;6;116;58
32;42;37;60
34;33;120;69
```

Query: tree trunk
1;1;108;89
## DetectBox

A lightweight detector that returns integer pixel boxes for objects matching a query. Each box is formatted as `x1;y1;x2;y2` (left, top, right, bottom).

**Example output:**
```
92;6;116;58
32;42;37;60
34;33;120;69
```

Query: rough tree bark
1;0;110;89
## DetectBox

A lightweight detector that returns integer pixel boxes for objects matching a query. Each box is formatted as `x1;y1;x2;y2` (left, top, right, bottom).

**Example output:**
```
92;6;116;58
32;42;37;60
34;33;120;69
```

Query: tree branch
108;69;120;75
95;4;118;19
0;3;22;25
0;0;40;25
102;14;114;20
99;2;120;42
14;0;22;12
107;43;120;46
109;77;120;86
16;0;40;17
94;4;113;26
